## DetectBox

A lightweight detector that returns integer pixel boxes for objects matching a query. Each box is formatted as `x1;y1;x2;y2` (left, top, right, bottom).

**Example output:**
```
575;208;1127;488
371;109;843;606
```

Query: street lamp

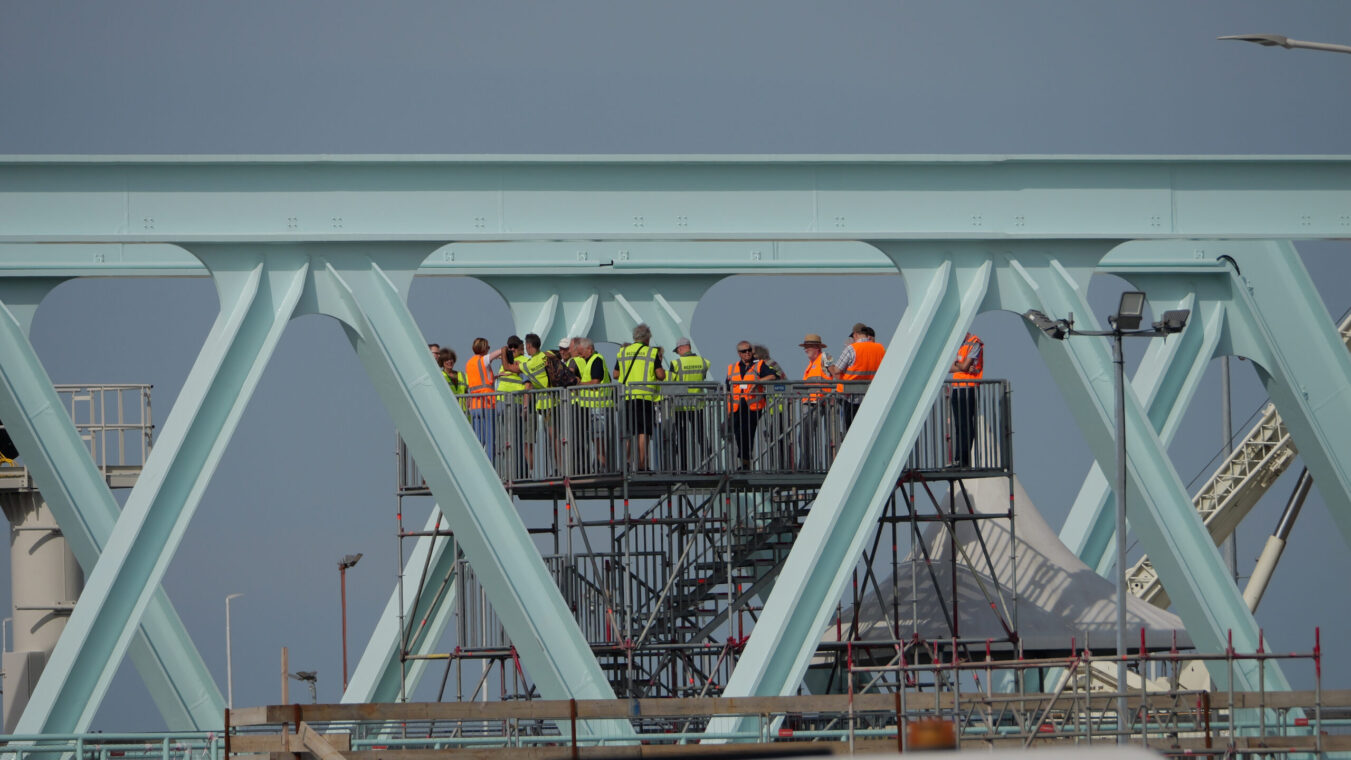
289;670;319;703
1219;34;1351;55
1024;291;1189;743
338;553;363;692
225;593;244;710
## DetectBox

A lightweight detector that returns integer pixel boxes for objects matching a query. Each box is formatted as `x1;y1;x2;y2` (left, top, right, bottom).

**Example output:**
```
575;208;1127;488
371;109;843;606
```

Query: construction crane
1127;312;1351;609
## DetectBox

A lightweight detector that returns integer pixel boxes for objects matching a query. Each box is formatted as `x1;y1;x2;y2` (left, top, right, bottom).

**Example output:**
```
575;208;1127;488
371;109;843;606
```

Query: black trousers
950;386;978;467
730;406;761;467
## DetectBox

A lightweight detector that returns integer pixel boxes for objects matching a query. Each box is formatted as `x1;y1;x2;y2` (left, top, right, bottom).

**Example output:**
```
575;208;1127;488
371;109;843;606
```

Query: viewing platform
397;379;1012;501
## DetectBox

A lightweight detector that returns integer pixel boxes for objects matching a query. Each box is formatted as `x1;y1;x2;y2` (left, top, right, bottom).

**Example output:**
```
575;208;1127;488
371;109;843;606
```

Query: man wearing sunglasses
726;341;776;470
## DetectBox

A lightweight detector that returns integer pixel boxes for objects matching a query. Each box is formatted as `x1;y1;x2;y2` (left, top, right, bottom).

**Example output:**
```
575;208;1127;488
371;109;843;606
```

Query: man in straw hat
799;333;836;470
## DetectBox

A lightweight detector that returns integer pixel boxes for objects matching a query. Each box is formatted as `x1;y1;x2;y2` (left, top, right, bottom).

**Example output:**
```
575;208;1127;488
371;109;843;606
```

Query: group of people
425;320;984;477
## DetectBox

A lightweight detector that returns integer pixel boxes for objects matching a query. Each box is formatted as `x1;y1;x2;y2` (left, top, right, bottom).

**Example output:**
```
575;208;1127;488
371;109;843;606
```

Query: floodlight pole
338;553;362;692
1111;329;1129;739
1025;294;1187;745
225;593;243;710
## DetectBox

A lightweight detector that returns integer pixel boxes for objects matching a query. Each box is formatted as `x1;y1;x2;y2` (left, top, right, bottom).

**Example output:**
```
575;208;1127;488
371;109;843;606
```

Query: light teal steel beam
0;280;224;730
999;246;1286;693
15;248;309;734
300;245;629;739
344;507;458;704
1060;285;1225;574
2;156;1350;242
0;241;898;278
1219;241;1351;548
482;274;726;351
709;244;993;739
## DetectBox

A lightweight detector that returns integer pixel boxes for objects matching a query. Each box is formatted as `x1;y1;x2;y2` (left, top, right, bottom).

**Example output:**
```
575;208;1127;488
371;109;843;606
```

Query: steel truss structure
0;156;1348;739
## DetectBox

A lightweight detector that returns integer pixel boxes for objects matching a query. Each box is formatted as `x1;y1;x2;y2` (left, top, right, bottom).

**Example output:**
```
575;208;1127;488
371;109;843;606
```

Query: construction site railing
0;384;153;487
397;379;1010;491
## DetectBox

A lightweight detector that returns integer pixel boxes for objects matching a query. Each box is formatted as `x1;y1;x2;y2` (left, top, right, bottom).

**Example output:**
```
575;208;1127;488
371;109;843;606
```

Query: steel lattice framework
0;155;1349;739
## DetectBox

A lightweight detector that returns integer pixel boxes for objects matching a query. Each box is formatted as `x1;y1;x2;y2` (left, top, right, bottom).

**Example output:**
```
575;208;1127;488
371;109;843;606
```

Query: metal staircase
1127;311;1351;607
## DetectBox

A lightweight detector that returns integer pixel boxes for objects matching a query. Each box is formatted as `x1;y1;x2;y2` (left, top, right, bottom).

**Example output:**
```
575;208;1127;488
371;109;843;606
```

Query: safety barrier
398;380;1010;490
0;384;154;489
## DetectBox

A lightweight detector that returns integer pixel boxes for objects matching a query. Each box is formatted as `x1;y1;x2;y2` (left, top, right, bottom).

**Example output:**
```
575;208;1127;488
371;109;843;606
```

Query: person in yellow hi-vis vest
495;335;528;479
437;348;469;415
668;337;711;471
568;337;611;472
613;323;665;471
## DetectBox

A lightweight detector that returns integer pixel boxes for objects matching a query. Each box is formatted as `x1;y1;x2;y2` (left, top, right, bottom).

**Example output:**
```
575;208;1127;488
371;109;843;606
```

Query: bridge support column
1;492;81;732
0;281;223;732
303;246;631;739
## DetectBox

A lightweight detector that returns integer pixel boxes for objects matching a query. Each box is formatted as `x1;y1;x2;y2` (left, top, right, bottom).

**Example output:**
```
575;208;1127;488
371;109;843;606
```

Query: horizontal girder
1;155;1350;242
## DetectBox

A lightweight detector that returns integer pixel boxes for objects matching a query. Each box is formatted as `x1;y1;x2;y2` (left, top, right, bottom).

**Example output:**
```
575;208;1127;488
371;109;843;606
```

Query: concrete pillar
2;491;82;732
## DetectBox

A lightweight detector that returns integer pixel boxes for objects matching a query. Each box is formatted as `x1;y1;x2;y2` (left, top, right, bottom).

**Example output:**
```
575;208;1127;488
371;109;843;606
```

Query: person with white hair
613;323;665;470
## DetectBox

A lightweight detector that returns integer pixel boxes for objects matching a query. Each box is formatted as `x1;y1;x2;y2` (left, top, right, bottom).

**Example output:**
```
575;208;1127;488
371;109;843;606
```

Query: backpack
544;350;580;388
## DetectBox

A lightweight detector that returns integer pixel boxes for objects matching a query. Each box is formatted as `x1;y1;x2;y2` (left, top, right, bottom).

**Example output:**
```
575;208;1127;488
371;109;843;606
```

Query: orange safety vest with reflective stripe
465;354;496;409
727;359;767;412
802;353;836;402
952;333;984;387
841;341;885;382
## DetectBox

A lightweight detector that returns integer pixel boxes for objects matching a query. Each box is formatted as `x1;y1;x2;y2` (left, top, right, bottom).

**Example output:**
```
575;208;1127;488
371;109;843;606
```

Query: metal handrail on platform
397;379;1011;493
0;384;153;489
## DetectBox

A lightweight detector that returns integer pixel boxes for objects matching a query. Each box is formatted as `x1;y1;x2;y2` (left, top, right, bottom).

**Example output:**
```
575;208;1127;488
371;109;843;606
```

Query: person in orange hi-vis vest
798;333;836;471
828;322;885;432
465;337;506;461
727;339;776;469
949;332;984;468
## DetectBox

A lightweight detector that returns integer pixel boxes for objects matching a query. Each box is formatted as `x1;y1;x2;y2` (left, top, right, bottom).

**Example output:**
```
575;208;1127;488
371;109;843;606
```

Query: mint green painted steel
1059;286;1225;574
344;507;457;704
1218;241;1351;549
298;245;629;739
482;274;726;352
0;281;225;730
2;156;1351;242
15;248;310;734
709;244;994;740
998;245;1286;693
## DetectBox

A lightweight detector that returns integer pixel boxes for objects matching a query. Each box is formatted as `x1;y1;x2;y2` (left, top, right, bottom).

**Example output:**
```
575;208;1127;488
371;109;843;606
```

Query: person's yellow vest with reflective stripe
616;343;661;401
496;355;528;393
669;353;710;410
443;369;470;413
521;350;555;410
570;353;612;408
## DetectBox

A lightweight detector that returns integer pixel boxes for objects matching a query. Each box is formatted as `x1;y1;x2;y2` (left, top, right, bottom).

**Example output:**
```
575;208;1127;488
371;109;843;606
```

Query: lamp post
1219;34;1351;55
1024;292;1189;744
289;670;319;703
225;593;244;710
338;553;362;692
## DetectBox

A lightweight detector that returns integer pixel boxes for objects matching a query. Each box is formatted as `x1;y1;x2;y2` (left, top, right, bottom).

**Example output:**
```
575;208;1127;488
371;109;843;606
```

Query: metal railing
398;379;1010;490
0;384;153;486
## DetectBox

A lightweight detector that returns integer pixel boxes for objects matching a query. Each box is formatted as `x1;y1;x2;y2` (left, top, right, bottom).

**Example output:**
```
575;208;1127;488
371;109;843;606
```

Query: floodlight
339;553;363;570
1218;34;1291;48
1112;291;1146;331
1154;309;1190;334
291;670;317;682
1023;310;1069;340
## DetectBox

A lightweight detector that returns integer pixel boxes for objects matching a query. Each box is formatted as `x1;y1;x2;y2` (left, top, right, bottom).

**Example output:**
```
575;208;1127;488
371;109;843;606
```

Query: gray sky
2;0;1350;730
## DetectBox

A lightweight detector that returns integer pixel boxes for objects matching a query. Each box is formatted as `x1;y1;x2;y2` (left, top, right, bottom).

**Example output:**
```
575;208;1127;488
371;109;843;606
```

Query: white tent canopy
827;475;1192;657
